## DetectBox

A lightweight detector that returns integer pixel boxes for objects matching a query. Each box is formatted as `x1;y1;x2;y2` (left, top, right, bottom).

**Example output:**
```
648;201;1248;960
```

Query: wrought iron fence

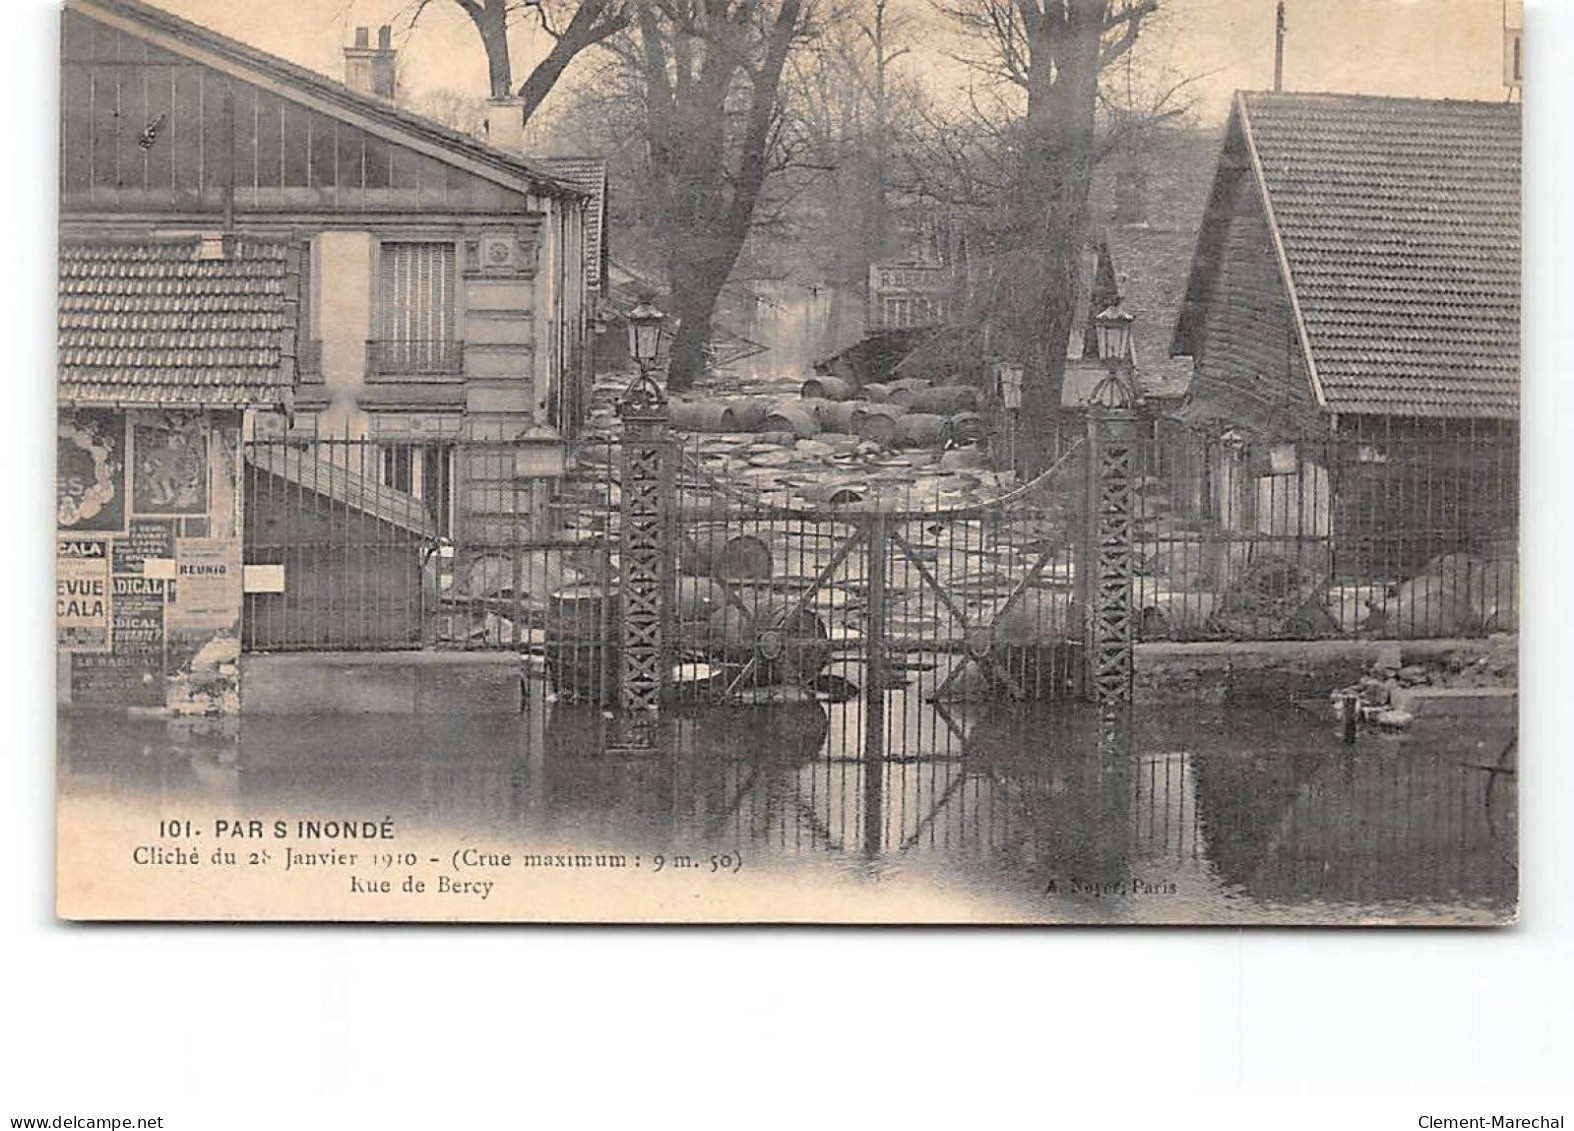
242;434;614;680
1129;418;1518;641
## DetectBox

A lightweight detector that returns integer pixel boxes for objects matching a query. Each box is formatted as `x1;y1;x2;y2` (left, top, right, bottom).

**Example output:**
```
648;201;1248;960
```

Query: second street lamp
626;299;665;369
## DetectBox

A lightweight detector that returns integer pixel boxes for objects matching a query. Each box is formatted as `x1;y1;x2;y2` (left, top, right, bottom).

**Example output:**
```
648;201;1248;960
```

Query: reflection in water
58;691;1516;922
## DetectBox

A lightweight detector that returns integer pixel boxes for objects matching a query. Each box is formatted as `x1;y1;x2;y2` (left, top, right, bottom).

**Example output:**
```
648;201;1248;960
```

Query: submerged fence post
862;506;888;859
1086;407;1139;705
617;374;672;724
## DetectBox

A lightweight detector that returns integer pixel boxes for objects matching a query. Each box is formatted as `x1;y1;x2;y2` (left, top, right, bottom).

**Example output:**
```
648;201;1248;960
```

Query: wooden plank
232;79;255;192
60;64;93;197
171;63;201;202
118;55;148;193
89;66;119;198
309;108;336;193
255;89;281;189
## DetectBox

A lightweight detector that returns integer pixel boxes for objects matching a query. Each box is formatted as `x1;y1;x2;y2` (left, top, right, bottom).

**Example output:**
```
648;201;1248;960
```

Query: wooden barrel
669;400;728;432
887;378;932;407
893;412;950;449
760;404;821;438
673;577;728;650
861;383;892;404
817;400;866;433
718;398;770;432
851;403;905;445
803;481;866;506
545;584;616;702
909;385;980;414
705;596;832;687
801;375;855;401
947;410;989;445
680;530;773;580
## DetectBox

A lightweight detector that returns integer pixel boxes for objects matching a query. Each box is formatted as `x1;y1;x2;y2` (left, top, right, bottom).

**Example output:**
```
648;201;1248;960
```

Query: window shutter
381;242;455;344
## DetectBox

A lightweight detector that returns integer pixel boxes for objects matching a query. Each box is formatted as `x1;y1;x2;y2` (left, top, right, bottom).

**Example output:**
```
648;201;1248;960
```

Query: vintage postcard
55;0;1519;924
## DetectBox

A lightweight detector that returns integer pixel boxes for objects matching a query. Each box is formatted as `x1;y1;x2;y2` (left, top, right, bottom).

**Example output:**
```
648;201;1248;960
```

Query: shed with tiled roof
1172;92;1520;425
58;237;298;409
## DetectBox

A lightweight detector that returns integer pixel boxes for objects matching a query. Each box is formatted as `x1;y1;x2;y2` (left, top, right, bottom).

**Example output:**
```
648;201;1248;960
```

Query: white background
2;0;1570;1126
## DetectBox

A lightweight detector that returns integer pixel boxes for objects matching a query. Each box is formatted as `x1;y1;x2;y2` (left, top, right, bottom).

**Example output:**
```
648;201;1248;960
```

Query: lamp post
1083;300;1139;706
996;359;1024;475
615;297;670;727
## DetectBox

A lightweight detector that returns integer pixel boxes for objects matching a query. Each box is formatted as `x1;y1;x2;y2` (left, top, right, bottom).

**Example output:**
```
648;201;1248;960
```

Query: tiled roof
1244;92;1520;419
60;238;295;408
541;156;609;290
70;0;585;201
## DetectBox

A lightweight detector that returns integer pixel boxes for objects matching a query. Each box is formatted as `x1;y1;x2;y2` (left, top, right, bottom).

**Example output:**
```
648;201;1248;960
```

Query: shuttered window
377;241;457;373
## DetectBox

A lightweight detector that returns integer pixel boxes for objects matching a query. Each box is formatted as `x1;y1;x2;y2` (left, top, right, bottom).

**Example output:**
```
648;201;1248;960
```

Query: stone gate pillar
1086;407;1139;705
617;375;672;717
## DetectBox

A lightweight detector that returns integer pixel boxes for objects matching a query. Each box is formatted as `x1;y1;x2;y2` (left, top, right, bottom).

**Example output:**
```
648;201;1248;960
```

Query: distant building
867;260;948;332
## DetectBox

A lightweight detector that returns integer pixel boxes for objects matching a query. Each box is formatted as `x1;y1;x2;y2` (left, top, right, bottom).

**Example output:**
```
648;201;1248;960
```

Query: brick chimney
344;25;397;101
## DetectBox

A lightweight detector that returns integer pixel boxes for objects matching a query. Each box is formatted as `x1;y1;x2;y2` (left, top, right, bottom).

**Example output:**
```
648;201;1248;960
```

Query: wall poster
132;412;209;516
56;535;111;652
70;575;167;706
111;519;176;575
58;408;126;533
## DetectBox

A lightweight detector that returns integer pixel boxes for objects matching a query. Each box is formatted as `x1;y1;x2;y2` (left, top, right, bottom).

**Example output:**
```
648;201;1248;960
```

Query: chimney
344;25;397;100
486;96;525;153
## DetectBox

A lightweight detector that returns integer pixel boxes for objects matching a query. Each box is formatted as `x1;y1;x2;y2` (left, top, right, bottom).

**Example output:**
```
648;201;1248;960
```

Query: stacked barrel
669;375;989;455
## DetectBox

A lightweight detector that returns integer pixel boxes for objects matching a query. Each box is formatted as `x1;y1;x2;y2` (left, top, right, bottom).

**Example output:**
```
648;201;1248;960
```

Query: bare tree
932;0;1162;469
401;0;633;128
633;0;814;390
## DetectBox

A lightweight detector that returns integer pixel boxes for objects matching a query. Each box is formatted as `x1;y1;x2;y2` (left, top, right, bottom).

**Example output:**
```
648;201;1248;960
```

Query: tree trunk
476;0;513;99
665;249;733;391
1014;0;1106;473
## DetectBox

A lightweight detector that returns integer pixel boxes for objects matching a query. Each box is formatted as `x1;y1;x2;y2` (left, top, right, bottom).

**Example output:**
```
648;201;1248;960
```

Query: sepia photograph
52;0;1521;926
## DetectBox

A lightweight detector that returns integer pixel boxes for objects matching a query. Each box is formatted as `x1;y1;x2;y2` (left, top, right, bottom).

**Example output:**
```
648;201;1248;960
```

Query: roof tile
58;237;296;408
1241;92;1520;420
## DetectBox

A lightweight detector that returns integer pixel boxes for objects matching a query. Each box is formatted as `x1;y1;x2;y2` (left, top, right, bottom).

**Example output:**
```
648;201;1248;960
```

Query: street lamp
1089;302;1138;409
621;298;667;414
626;299;665;369
1092;302;1135;364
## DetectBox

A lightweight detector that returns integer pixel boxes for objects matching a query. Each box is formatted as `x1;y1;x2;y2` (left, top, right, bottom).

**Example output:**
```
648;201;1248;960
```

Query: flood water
57;688;1517;925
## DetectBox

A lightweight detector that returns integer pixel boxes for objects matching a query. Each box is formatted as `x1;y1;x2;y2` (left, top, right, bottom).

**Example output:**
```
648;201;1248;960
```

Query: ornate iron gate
660;435;1094;716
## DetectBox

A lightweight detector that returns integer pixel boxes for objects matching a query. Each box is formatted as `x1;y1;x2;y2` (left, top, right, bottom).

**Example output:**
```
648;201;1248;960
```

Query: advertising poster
70;575;168;707
132;412;209;516
168;537;242;637
111;519;176;575
56;536;111;652
57;408;126;533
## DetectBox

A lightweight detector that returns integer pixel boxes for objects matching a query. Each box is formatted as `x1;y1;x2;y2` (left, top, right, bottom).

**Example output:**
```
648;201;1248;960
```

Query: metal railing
365;338;465;378
1130;418;1518;641
241;435;617;706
